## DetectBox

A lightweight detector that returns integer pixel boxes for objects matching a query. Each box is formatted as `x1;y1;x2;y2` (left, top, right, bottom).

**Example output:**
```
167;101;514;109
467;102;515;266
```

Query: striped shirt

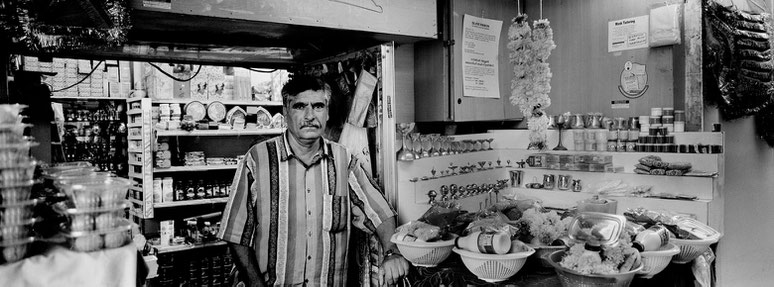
218;133;395;286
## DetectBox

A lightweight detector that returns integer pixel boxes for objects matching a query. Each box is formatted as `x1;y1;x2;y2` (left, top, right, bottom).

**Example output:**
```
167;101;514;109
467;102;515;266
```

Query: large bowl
670;234;721;264
547;250;642;287
530;244;567;268
638;243;680;278
453;246;534;283
390;234;456;267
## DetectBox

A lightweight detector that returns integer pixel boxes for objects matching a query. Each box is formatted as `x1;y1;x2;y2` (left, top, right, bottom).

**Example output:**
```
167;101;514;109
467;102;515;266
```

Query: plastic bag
417;201;466;234
649;3;682;47
464;211;518;237
394;221;442;242
339;123;372;176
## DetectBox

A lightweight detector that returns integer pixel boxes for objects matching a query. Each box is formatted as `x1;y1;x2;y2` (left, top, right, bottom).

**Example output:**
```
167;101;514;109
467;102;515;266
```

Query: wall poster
461;14;502;99
608;15;649;52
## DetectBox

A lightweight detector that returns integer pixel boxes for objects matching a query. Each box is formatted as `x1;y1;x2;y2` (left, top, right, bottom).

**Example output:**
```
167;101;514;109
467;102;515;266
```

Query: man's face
284;90;328;142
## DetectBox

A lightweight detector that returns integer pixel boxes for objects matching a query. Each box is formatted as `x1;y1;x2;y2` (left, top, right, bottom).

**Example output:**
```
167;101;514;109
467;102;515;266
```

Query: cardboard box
160;220;174;246
162;177;174;202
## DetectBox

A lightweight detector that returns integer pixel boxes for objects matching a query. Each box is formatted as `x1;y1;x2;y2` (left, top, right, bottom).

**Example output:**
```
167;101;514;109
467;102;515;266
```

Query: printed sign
461;15;502;99
618;61;649;99
608;15;649;52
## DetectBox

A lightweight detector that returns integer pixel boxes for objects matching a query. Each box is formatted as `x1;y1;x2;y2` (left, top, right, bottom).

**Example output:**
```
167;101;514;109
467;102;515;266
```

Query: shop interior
0;0;773;286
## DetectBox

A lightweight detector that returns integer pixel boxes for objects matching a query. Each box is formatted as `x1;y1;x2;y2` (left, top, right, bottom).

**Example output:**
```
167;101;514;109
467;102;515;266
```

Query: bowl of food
670;236;720;264
390;233;457;267
453;243;534;283
62;219;132;252
0;180;34;205
548;250;642;287
637;243;679;278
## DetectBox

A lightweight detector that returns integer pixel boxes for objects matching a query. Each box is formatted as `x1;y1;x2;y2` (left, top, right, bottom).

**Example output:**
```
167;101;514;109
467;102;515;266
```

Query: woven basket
454;246;535;283
547;250;642;287
637;243;680;278
390;234;455;267
670;235;720;264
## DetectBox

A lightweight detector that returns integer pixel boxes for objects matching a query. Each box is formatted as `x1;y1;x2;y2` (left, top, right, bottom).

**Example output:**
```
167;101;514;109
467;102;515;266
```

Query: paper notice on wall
608;15;649;52
462;14;502;99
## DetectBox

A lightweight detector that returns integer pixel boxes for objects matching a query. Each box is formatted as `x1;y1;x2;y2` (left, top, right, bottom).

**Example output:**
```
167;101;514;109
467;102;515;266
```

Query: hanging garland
0;0;131;52
508;14;556;150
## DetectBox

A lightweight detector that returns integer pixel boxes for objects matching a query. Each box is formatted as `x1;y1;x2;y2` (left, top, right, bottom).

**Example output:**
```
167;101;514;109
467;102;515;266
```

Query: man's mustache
301;122;321;128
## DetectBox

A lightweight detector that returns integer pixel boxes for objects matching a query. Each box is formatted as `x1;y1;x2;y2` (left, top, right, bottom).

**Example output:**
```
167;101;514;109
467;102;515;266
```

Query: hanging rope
540;0;543;19
517;0;521;15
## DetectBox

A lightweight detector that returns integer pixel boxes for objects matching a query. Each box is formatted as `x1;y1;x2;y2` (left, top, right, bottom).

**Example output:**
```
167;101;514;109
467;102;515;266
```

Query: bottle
632;225;670;252
455;231;511;254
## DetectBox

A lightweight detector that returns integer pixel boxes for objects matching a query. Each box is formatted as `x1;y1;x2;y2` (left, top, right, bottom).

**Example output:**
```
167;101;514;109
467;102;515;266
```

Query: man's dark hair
281;75;331;107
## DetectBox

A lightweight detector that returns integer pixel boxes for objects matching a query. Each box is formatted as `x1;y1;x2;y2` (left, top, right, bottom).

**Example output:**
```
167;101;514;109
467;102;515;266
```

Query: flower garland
0;0;131;52
508;14;556;150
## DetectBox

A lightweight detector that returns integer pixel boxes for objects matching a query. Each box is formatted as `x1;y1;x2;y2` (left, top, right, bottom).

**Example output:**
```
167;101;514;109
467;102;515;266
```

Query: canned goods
626;141;637;152
664;135;675;144
649;116;662;125
616;140;626;152
662;107;674;117
608;129;619;141
649;127;659;136
595;130;608;142
650;107;663;117
674;110;685;122
543;174;556;190
674;121;685;132
596;141;607;151
607;140;617;152
585;141;596;151
662;116;674;124
629;117;640;129
619;130;629;141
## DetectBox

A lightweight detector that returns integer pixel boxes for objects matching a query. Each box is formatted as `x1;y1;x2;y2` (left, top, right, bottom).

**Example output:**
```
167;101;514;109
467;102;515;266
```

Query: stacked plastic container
47;168;134;252
0;104;39;264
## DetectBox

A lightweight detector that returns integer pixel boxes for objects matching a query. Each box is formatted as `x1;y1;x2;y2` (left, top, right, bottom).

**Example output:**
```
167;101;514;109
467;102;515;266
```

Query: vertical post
683;0;705;131
0;44;8;103
380;43;398;209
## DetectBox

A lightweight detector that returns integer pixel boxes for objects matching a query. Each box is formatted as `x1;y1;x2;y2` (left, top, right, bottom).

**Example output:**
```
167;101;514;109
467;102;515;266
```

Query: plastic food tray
0;199;39;225
61;221;132;252
0;164;37;186
0;236;35;264
0;217;39;242
0;180;34;205
54;202;128;232
0;146;37;178
0;104;27;124
56;176;132;209
0;124;32;144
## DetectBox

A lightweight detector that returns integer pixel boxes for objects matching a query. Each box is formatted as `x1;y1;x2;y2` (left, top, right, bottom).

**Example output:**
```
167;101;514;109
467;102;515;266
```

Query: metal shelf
156;128;284;137
154;165;238;173
153;197;228;208
152;99;282;106
51;96;127;101
154;240;227;254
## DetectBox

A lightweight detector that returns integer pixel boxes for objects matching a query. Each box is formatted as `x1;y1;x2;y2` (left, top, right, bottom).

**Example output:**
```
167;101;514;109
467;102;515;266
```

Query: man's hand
378;253;410;286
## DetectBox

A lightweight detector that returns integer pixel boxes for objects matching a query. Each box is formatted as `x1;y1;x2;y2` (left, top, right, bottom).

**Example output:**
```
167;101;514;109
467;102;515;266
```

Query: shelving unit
51;96;128;101
126;97;154;220
396;131;725;231
155;241;227;254
153;165;238;173
152;99;281;106
156;129;283;137
154;198;229;208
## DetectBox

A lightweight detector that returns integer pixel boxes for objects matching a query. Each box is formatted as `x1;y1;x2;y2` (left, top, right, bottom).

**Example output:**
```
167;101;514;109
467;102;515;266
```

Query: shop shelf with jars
51;97;129;175
154;198;229;209
395;130;725;232
156;128;283;137
153;165;238;173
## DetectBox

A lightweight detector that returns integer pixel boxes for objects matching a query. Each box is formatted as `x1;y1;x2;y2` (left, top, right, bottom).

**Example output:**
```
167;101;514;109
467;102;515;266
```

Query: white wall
717;117;774;286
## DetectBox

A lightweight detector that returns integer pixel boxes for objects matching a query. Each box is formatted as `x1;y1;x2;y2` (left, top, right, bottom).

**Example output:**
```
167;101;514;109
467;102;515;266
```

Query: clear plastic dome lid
567;212;627;247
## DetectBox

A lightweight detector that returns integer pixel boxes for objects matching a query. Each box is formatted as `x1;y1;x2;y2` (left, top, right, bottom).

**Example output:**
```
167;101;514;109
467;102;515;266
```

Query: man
218;75;409;286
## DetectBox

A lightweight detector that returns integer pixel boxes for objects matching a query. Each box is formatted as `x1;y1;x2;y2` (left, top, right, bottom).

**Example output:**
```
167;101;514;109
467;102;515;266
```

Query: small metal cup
509;170;524;187
543;174;556;190
558;175;571;190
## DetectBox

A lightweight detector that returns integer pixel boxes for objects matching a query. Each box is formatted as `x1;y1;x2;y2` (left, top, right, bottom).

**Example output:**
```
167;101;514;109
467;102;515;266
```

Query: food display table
0;244;140;287
407;253;703;287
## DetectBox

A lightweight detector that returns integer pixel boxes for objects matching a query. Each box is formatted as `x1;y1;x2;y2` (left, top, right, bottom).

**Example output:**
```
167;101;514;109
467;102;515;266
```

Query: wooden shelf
154;240;227;254
156;128;283;137
51;96;127;101
152;99;282;106
154;165;237;173
153;197;228;208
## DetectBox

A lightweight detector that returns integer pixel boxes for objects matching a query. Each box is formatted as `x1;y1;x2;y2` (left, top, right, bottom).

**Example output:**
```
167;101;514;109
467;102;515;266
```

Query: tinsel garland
508;14;556;150
0;0;131;52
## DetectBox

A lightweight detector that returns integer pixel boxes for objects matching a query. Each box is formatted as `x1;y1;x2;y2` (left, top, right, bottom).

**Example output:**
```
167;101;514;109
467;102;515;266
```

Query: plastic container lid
567;212;627;247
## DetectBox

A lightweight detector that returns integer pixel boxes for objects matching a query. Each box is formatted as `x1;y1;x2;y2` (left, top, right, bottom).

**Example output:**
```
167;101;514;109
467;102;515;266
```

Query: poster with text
462;14;502;99
608;15;649;52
